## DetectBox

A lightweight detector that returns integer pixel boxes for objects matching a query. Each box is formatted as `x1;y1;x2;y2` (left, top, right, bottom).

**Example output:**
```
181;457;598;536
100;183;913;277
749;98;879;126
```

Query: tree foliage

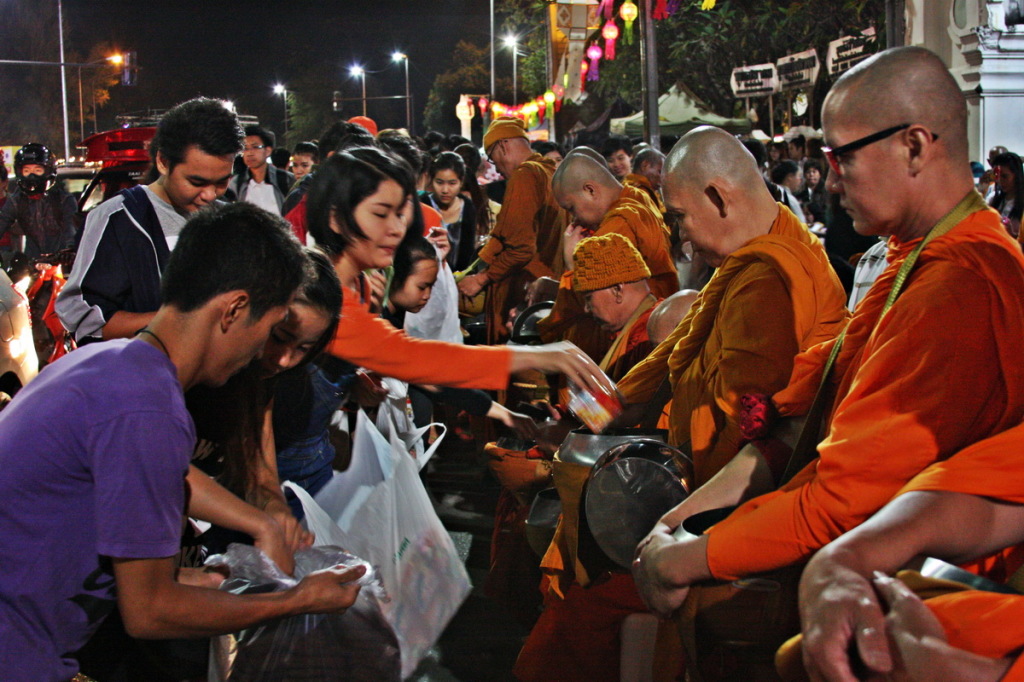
423;41;505;135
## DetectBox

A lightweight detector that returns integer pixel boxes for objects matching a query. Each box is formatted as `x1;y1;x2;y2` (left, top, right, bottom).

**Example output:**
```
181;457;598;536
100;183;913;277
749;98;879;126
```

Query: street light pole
57;0;70;160
77;66;84;144
392;52;411;133
504;36;518;106
350;66;367;117
273;84;288;138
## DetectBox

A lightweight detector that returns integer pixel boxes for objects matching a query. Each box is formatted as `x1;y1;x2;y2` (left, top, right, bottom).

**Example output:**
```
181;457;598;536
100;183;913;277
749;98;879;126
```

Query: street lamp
503;35;519;106
78;54;122;141
392;52;411;133
272;83;288;136
349;65;367;117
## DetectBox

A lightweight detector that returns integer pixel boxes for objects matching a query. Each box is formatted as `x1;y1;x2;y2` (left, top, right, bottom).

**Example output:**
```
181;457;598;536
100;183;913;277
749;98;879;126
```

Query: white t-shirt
245;179;280;215
142;185;187;251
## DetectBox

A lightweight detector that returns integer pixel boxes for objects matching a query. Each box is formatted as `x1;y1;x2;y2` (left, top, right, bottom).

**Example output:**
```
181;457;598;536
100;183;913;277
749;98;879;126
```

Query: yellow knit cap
484;116;528;152
573;233;651;292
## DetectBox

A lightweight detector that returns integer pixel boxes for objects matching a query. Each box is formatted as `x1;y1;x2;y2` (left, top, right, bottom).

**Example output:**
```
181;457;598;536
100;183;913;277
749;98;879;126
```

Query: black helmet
14;143;57;195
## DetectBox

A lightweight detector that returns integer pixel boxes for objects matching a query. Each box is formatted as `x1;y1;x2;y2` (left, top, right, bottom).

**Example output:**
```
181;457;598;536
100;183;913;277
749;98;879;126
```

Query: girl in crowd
453;142;495;247
422;151;476;271
990;151;1022;239
384;234;536;436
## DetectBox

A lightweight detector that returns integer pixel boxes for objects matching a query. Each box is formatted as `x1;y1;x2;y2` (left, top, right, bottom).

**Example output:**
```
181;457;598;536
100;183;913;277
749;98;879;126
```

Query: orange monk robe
327;285;512;389
624;172;666;215
478;153;563;343
537;184;677;362
617;205;848;486
516;294;667;682
705;203;1024;580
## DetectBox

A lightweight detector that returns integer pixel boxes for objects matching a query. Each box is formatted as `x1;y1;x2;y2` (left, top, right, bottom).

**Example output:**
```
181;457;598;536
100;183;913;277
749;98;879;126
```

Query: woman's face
260;302;332;377
997;165;1017;196
805;167;821;188
338;178;409;270
390;258;439;314
431;169;463;208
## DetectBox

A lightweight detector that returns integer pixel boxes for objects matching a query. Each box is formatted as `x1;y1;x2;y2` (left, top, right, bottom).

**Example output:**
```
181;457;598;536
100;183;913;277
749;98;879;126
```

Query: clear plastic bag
206;544;400;681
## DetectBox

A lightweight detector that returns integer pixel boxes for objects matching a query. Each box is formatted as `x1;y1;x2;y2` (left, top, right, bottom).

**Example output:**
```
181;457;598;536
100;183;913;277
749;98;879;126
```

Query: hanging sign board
826;28;878;78
730;63;780;97
776;49;820;91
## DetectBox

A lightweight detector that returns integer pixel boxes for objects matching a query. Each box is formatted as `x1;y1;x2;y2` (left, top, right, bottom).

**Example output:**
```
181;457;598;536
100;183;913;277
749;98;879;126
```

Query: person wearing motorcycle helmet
0;143;77;260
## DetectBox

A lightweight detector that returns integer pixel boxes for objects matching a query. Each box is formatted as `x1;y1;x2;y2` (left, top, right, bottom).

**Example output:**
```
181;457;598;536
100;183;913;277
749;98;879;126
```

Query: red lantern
586;44;602;81
602;20;619;60
478;97;489;116
598;0;614;21
654;0;669;20
580;59;589;90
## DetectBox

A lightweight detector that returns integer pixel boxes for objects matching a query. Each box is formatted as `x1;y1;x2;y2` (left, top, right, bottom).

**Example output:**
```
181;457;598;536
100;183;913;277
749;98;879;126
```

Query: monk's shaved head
824;46;968;162
647;289;700;345
553;150;620;196
664;126;766;195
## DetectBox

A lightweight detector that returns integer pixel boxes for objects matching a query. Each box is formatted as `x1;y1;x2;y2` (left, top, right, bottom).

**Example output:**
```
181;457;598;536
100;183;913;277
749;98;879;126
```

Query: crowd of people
2;43;1024;682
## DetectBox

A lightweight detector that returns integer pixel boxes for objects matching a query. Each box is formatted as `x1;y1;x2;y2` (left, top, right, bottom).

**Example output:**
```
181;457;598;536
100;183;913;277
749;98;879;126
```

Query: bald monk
795;423;1024;681
516;237;668;682
537;150;678;363
614;125;847;485
458;117;563;343
632;46;1024;677
647;289;700;346
625;147;667;214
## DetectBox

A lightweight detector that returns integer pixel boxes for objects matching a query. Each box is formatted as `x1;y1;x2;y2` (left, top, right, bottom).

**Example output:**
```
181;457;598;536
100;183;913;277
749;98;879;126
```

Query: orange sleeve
617;311;691;405
691;263;799;483
926;591;1024;661
327;289;512;389
479;164;544;282
706;261;1015;579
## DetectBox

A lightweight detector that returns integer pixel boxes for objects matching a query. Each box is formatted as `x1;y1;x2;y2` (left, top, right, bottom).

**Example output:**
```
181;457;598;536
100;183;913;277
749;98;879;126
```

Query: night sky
64;0;496;137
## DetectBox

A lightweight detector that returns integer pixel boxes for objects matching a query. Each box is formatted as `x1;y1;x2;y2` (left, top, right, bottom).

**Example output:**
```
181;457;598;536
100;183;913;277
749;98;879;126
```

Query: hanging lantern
580;59;589;90
602;20;619;60
543;90;556;106
586;44;602;81
552;84;565;100
653;0;669;20
620;0;638;44
598;0;615;21
478;97;489;116
701;0;717;9
536;98;547;121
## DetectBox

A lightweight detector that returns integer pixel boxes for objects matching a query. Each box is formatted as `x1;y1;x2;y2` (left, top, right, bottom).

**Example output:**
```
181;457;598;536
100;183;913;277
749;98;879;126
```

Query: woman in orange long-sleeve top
305;146;611;393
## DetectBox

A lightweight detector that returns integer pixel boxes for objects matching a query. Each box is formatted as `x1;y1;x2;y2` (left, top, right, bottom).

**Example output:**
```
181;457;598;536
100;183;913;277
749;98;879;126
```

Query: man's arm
799;491;1024;681
113;554;364;639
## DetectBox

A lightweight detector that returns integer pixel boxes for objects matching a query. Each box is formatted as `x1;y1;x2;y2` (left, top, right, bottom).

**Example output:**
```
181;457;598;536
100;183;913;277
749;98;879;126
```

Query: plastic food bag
206;544;400;682
404;261;463;345
312;406;471;678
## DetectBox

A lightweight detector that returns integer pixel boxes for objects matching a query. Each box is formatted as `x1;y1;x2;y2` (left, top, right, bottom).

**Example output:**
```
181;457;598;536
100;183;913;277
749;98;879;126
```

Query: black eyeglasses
822;124;936;178
486;140;504;164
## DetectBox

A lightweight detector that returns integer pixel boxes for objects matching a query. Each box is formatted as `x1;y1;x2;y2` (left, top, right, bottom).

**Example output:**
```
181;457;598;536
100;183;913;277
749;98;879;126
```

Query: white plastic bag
312;406;471;678
376;377;446;469
404;261;463;345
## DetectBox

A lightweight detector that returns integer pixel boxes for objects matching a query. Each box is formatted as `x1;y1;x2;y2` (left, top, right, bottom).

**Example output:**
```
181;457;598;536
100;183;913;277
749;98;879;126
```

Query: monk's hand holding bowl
631;522;709;619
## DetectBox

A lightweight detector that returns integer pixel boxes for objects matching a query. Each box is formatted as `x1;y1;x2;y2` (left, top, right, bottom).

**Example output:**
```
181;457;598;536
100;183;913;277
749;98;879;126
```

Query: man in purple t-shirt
0;203;364;682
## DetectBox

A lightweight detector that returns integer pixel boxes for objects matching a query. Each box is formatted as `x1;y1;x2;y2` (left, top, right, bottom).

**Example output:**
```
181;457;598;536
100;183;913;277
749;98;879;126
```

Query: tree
422;41;498;135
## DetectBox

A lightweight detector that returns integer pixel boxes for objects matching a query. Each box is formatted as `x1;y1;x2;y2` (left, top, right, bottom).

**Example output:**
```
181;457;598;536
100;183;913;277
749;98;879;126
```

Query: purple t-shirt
0;339;194;681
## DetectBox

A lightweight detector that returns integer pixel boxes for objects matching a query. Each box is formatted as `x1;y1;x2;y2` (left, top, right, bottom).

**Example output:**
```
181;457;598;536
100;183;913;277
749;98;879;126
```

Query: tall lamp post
57;0;70;160
272;83;288;137
392;52;411;133
503;35;519;106
78;54;122;143
349;65;367;117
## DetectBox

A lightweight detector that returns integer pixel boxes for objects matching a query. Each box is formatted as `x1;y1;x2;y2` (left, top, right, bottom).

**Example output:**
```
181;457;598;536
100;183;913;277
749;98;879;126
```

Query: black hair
789;135;806;149
532;141;565;158
245;125;276;149
151;98;244;171
601;134;633;159
307;146;416;255
161;202;309;319
293;141;320;162
391;234;438;293
318;121;370;157
453;144;490;238
741;139;768;168
770;160;800;185
429;151;466;182
378;134;426;177
294;247;343;363
422;131;445;150
447;134;471;151
270;148;291;169
991;151;1023;223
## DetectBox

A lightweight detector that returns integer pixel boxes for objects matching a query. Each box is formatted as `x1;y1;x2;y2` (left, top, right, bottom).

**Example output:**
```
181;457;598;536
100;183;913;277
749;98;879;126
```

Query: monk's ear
905;125;934;176
704;182;728;219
